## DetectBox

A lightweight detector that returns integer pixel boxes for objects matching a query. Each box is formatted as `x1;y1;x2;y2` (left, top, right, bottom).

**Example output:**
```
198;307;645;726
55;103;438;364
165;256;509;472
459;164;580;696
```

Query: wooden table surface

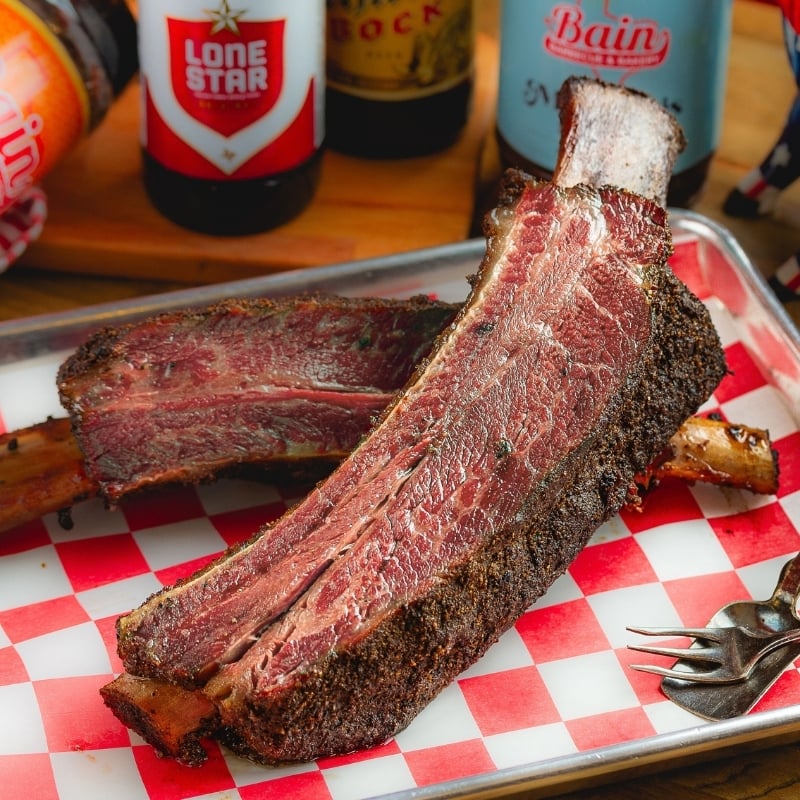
2;3;800;798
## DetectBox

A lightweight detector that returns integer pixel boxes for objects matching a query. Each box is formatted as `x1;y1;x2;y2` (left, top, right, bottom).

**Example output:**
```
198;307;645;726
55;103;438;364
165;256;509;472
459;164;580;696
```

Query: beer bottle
496;0;732;207
326;0;475;159
0;0;138;216
137;0;325;235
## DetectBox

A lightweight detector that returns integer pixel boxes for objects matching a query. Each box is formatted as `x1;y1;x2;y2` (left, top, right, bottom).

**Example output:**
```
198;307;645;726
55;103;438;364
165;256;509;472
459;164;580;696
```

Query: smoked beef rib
57;294;457;501
102;172;727;764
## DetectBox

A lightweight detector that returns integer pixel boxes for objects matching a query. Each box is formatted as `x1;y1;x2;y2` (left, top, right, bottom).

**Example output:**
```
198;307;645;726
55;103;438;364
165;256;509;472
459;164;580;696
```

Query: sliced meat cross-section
104;174;727;764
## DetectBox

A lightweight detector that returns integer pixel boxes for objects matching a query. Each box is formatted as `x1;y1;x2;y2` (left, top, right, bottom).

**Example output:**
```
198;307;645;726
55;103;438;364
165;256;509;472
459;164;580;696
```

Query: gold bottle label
327;0;473;101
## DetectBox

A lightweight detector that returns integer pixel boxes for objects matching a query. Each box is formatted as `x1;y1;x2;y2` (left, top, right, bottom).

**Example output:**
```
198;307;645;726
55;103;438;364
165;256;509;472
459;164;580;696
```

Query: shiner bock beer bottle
137;0;324;235
496;0;732;207
325;0;475;158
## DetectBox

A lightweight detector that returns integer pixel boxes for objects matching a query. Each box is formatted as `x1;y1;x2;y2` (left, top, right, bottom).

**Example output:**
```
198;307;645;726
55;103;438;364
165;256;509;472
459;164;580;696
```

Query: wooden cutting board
15;34;499;285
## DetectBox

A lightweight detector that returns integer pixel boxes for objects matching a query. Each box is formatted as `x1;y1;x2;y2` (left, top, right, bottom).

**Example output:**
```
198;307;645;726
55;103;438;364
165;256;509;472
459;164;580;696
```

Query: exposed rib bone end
553;77;687;207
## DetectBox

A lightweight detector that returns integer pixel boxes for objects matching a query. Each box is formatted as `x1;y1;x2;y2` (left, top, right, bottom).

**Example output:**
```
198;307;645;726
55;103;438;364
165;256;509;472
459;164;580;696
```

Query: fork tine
627;642;722;663
628;663;734;684
626;625;723;641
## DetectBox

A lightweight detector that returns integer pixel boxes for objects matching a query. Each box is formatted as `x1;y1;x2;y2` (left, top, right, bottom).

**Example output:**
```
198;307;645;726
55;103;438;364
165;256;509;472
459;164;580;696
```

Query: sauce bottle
0;0;138;216
326;0;475;158
137;0;325;235
496;0;732;207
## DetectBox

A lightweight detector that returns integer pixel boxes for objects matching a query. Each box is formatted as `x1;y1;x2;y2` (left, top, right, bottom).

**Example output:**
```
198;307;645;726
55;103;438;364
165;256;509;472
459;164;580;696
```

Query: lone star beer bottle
497;0;732;207
326;0;475;158
137;0;324;235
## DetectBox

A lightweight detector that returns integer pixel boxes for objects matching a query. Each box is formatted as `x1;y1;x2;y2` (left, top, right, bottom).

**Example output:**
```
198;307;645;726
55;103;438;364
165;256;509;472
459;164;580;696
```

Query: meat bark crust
57;295;457;502
103;174;727;765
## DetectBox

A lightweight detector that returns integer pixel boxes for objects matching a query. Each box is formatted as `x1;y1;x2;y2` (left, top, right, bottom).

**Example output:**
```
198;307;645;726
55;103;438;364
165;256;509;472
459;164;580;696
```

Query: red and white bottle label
542;4;671;72
138;0;324;180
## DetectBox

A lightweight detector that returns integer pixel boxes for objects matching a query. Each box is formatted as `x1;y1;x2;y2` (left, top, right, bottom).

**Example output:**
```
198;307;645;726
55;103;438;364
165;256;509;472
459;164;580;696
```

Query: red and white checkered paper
1;227;799;800
0;186;47;275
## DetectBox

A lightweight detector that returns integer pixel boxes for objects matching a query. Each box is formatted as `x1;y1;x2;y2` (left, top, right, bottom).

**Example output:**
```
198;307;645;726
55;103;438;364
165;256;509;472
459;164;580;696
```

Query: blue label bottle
496;0;733;206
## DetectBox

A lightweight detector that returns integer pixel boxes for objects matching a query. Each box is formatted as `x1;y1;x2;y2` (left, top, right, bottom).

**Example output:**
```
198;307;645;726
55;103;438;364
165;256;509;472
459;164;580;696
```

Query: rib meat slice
105;174;727;763
56;295;458;502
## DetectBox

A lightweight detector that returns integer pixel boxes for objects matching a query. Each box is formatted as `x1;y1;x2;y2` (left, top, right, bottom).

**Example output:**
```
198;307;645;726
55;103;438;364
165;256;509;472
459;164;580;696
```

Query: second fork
627;623;800;684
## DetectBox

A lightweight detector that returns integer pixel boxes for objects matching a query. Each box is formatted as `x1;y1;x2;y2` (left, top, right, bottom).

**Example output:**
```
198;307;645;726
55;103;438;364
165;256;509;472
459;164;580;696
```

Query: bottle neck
70;0;138;96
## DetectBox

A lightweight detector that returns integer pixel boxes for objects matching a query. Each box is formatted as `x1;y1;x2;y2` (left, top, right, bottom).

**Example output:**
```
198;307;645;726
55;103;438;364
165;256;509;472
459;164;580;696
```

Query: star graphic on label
769;142;792;171
206;0;245;35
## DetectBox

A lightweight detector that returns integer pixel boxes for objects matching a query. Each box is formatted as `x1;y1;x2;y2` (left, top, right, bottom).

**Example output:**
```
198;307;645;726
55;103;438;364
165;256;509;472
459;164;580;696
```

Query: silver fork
627;623;800;684
627;554;800;685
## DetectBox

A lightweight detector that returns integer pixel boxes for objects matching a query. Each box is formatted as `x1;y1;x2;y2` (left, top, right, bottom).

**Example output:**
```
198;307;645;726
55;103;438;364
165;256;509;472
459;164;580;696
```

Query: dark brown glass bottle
326;1;474;159
142;149;323;236
137;1;325;235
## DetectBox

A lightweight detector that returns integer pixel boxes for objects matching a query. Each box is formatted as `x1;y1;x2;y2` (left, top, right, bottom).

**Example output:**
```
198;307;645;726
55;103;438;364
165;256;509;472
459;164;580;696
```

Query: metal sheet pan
1;209;797;369
1;210;799;800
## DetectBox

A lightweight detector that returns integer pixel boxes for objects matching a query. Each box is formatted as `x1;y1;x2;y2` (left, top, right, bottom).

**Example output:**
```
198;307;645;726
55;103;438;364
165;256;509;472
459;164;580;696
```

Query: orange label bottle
0;0;137;214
